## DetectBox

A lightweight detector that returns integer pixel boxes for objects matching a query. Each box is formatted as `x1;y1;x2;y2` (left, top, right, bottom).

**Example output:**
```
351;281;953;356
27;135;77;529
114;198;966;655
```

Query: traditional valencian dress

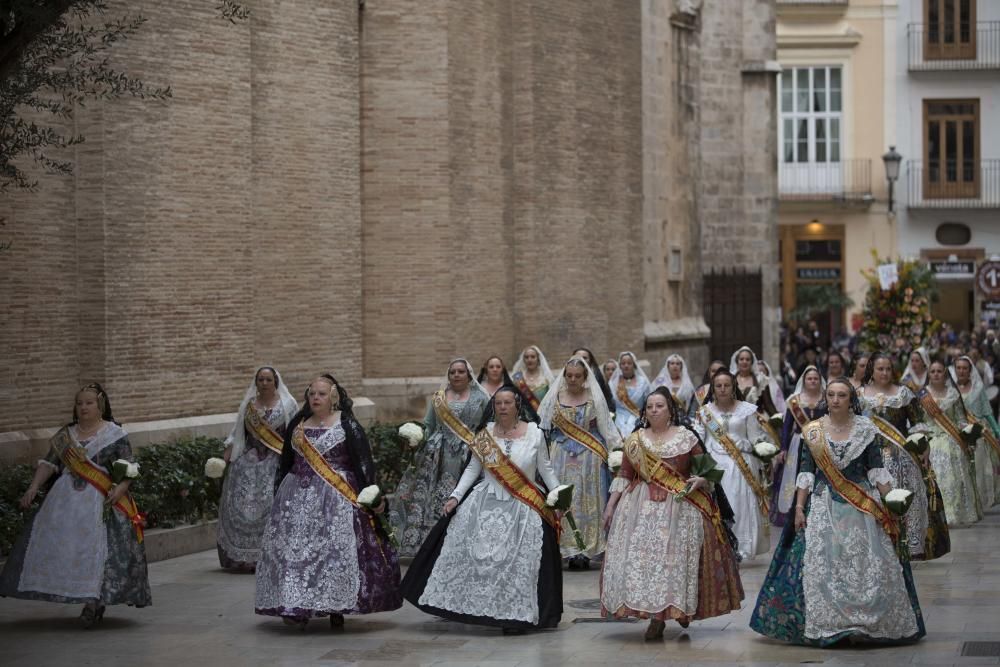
918;386;981;526
217;369;299;569
771;379;827;527
952;358;1000;510
750;416;925;647
859;385;949;561
610;351;652;437
388;364;489;557
601;428;743;623
539;362;621;563
695;400;772;561
730;346;783;417
511;346;555;416
254;416;402;620
0;422;151;608
402;422;563;630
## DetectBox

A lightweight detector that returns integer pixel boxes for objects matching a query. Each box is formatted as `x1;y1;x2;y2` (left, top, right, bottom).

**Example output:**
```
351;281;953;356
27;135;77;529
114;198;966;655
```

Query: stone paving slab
2;508;1000;666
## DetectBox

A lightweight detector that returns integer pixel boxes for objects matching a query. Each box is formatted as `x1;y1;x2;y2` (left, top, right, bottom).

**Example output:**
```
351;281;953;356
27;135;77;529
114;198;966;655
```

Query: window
924;99;979;198
925;0;976;60
779;66;842;164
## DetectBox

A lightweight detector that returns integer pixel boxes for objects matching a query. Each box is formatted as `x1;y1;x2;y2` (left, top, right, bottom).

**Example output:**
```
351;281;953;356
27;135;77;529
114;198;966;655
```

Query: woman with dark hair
824;351;848;385
0;384;151;626
216;366;299;571
389;359;490;556
403;386;563;634
609;351;652;437
695;369;772;561
601;387;743;640
730;346;780;417
693;360;726;413
860;353;947;561
478;355;514;397
751;378;925;646
920;360;981;526
900;348;930;393
255;374;402;629
771;366;826;527
849;352;870;392
572;347;616;418
539;357;621;569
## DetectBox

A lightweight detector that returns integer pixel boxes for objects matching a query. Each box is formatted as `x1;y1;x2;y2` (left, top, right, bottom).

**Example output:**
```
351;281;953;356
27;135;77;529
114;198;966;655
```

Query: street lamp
882;145;902;213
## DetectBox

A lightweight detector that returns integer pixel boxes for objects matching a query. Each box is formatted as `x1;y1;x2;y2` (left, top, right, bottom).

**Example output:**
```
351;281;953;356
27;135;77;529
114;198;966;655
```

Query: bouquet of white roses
103;459;140;522
904;433;930;456
961;422;984;449
358;485;399;548
768;413;784;432
883;488;914;516
607;450;624;474
204;457;227;479
546;484;585;551
751;439;780;463
398;422;424;449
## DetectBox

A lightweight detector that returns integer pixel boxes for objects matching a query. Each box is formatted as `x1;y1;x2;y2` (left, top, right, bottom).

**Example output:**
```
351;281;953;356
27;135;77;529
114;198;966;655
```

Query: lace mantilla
822;416;877;470
638;428;698;459
861;385;914;411
705;400;758;423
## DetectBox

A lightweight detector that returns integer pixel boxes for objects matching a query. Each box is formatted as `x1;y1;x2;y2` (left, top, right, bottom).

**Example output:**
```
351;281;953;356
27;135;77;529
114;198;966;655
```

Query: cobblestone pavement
3;508;1000;667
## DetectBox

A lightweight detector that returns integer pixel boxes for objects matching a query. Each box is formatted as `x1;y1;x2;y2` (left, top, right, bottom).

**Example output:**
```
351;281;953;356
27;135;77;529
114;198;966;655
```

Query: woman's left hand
685;476;708;493
105;482;128;506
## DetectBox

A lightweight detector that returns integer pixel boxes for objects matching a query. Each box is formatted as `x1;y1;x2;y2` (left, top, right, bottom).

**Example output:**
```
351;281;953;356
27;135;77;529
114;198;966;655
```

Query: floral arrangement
904;433;930;457
546;484;585;551
607;450;623;474
884;488;914;516
357;485;399;548
204;457;227;479
752;440;780;463
398;423;424;449
859;253;941;358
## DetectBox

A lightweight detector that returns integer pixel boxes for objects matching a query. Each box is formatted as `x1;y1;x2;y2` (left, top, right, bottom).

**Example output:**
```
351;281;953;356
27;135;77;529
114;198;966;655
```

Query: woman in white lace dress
695;369;772;561
402;387;563;634
750;378;925;646
602;388;743;640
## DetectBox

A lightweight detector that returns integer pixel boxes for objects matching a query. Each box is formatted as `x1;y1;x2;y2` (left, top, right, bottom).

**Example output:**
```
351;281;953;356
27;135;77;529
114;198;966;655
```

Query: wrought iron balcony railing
907;159;1000;208
779;159;872;203
908;22;1000;70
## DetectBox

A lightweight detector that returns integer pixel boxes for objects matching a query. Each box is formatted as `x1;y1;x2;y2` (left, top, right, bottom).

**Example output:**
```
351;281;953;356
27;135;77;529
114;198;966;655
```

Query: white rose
546;484;572;507
962;424;975;434
126;462;140;478
204;457;227;479
753;441;779;457
357;485;381;506
885;488;913;503
398;422;424;447
608;451;623;469
770;413;782;422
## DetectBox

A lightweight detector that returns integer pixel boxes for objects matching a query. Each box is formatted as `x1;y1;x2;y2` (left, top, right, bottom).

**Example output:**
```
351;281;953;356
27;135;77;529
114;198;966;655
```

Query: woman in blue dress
610;351;651;437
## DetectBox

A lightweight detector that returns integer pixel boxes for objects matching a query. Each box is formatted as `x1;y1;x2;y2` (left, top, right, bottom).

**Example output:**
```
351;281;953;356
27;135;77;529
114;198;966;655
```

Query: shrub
366;420;418;494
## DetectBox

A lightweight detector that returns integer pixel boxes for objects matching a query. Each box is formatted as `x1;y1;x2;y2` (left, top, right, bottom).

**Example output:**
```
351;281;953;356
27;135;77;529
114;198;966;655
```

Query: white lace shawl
224;366;300;461
652;354;695;405
796;416;893;491
609;351;650;396
511;345;555;386
901;347;930;389
539;356;622;450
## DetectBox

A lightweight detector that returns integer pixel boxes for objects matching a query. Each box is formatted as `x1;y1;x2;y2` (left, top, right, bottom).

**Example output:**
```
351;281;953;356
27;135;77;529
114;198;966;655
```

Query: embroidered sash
432;390;476;446
623;434;728;547
755;413;780;447
615;380;641;417
244;402;284;455
697;407;770;517
51;428;144;543
514;375;542;412
294;427;358;507
695;385;709;406
918;391;971;458
552;409;608;463
787;395;813;431
669;389;687;414
468;429;559;532
870;416;921;462
802;420;899;541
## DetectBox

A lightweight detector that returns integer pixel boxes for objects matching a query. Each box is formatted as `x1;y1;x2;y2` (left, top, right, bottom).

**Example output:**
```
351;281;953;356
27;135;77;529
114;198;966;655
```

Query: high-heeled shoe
329;613;344;629
79;603;105;629
677;616;690;629
644;619;665;641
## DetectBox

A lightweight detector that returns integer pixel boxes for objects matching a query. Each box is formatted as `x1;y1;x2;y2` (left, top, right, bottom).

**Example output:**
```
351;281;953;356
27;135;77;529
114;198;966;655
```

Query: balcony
908;22;1000;70
779;159;872;203
907;159;1000;209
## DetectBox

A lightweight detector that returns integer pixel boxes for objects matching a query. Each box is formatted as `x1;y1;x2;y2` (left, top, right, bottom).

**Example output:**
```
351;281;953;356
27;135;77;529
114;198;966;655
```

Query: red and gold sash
623;433;728;547
433;390;476;446
918;391;971;458
614;380;641;417
468;429;559;532
697;406;770;517
668;389;687;413
552;408;608;463
755;413;780;447
695;384;709;406
802;420;899;542
787;395;813;431
294;426;358;506
51;428;144;543
514;375;542;412
245;402;284;455
870;416;922;463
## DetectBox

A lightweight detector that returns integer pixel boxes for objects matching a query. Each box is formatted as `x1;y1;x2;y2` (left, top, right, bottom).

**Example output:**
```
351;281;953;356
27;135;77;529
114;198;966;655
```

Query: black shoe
79;603;105;629
502;627;526;635
329;613;344;629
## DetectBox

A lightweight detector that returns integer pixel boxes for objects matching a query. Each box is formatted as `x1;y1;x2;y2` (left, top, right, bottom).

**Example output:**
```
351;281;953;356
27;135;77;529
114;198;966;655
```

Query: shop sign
930;260;975;276
977;261;1000;300
984;302;1000;311
796;267;841;280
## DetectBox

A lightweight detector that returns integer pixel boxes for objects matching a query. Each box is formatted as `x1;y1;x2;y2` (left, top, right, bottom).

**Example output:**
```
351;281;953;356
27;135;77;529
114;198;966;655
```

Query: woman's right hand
602;502;617;532
223;445;233;463
793;506;806;532
19;487;38;510
443;497;458;516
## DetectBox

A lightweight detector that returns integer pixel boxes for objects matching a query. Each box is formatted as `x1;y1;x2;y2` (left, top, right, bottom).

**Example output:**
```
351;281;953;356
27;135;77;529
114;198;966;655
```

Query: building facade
0;0;777;457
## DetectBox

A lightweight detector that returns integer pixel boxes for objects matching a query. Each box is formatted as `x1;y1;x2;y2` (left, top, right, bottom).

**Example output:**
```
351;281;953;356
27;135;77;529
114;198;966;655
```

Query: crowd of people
4;336;999;648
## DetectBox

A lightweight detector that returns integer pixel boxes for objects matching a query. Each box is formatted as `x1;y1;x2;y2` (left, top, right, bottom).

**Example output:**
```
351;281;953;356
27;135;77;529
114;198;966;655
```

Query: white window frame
778;65;844;165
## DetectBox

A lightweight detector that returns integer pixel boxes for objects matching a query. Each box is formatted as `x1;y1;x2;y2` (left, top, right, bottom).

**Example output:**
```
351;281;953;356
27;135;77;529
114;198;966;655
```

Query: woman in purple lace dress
254;374;402;629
